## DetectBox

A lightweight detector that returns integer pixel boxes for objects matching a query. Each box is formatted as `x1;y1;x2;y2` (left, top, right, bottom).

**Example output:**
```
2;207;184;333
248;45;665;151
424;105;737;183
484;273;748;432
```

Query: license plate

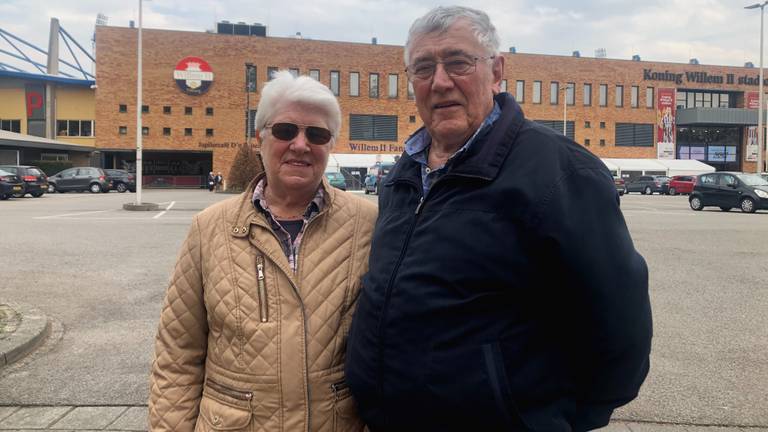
13;186;22;191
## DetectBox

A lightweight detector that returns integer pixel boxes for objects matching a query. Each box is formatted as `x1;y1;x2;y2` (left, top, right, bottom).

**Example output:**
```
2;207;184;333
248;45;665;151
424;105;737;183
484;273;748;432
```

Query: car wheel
740;197;756;213
89;183;102;193
619;191;624;196
0;194;8;200
669;187;677;196
720;207;732;212
364;189;370;195
116;183;128;193
31;192;44;197
644;186;652;195
690;196;703;211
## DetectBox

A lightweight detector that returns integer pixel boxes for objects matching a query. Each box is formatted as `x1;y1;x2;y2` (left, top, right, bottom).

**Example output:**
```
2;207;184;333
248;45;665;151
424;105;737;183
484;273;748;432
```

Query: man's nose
431;63;455;91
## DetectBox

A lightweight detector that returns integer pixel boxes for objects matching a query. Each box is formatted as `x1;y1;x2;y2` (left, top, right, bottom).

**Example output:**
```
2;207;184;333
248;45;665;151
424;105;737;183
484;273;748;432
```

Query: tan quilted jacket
149;177;377;432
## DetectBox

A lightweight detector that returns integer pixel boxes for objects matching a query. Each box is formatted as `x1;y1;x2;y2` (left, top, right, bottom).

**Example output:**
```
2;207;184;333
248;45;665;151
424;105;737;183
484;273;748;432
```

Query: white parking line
34;209;113;219
153;201;176;219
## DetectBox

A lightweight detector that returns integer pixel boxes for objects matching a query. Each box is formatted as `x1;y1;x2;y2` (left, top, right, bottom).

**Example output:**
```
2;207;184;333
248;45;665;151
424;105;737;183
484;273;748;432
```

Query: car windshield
736;174;768;186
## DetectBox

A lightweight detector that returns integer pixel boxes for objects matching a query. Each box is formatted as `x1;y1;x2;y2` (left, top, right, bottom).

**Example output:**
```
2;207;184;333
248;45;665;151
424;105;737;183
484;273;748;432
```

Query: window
631;86;639;108
185;107;192;115
615;123;654;147
206;107;214;116
599;84;607;107
600;121;606;129
584;139;591;146
533;81;542;104
409;115;416;123
330;71;340;96
516;80;524;103
246;64;257;92
309;69;320;81
646;87;654;108
40;153;68;162
289;68;299;78
184;128;192;136
585;121;591;128
566;83;575;105
56;120;93;137
369;73;379;98
142;105;149;113
550;82;559;105
142;127;149;136
0;119;21;133
407;81;415;100
350;72;360;97
206;128;214;137
349;114;398;141
615;85;624;107
119;104;127;113
163;127;171;136
500;80;507;93
599;139;606;147
583;83;592;106
163;106;171;114
119;126;127;135
388;74;398;98
533;120;574;140
267;67;278;80
246;109;257;138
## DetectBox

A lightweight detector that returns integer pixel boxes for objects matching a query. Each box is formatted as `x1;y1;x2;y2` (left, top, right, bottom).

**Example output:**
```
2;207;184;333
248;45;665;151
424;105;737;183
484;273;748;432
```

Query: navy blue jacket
345;93;652;431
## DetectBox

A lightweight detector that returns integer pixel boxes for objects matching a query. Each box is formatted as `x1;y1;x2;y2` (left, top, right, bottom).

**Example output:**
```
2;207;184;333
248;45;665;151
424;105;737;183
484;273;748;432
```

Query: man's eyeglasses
405;55;495;81
265;122;333;145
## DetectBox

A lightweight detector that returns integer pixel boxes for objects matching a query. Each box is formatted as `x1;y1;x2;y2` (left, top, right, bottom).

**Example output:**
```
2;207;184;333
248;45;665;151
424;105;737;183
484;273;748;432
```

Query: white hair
404;6;500;65
254;70;341;148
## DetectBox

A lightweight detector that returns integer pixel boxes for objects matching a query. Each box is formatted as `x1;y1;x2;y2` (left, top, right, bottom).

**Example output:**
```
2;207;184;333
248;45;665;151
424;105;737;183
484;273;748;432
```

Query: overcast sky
0;0;765;76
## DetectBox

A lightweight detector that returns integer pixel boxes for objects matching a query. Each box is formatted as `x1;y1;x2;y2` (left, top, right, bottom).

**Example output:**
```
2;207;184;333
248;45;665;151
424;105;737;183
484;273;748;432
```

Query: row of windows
119;105;215;116
56;120;93;137
675;90;733;109
513;81;656;109
118;126;215;137
535;120;653;147
0;119;21;133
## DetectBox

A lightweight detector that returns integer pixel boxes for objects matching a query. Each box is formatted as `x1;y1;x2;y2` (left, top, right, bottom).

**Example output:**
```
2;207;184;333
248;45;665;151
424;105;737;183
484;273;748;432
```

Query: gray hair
255;70;341;148
404;6;500;65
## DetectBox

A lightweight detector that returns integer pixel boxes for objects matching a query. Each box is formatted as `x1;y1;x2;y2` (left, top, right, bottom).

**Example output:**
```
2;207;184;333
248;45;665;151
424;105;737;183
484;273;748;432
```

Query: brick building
90;24;768;184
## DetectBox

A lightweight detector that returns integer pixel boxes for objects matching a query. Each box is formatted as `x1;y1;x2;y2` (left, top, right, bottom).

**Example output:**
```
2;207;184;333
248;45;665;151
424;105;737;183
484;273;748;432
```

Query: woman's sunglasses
266;122;333;145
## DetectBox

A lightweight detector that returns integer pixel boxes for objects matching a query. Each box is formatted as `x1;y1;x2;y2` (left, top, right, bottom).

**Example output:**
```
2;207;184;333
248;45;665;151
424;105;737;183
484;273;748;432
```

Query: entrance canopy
601;158;715;177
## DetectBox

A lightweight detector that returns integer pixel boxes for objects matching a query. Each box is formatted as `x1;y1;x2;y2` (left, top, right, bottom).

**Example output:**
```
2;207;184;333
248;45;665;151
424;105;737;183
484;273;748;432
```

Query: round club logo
173;57;214;95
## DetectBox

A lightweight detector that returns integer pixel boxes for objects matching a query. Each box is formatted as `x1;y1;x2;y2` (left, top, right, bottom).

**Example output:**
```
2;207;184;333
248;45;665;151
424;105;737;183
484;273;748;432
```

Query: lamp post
746;1;768;174
136;0;143;204
561;83;574;137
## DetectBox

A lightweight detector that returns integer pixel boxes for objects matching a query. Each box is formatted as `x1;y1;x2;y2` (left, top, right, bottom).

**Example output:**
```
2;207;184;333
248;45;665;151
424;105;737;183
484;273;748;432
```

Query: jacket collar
387;93;525;186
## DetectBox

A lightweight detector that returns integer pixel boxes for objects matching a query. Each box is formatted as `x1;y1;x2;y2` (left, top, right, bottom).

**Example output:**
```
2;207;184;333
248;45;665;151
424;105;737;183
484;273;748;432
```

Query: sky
0;0;765;76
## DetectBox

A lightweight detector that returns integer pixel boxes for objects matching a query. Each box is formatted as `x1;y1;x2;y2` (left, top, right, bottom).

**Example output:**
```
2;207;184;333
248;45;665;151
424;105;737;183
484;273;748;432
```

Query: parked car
364;161;395;195
761;173;768;182
48;167;112;193
324;171;347;191
0;168;24;200
613;176;626;196
104;169;136;193
625;175;670;195
0;165;48;198
667;175;697;195
689;172;768;213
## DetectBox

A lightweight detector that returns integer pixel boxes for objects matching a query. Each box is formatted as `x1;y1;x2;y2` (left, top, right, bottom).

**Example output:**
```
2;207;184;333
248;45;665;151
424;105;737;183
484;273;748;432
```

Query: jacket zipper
206;378;253;401
331;379;349;401
256;255;268;323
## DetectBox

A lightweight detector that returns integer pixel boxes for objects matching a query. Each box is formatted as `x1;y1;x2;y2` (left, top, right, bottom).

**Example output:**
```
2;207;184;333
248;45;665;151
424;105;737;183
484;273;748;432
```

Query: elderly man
345;6;652;432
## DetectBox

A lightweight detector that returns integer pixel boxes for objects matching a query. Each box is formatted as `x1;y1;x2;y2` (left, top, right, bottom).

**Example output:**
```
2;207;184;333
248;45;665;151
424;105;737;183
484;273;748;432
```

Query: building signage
746;126;758;162
25;84;46;137
746;92;760;109
174;57;214;95
656;88;676;159
643;68;768;86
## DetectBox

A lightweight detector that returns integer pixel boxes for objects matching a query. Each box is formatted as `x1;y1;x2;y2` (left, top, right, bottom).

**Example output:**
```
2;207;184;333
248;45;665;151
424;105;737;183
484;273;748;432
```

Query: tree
226;144;264;192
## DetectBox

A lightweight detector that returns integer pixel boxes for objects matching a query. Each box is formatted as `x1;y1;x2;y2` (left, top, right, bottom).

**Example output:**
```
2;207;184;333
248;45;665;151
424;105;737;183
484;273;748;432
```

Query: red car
668;175;696;195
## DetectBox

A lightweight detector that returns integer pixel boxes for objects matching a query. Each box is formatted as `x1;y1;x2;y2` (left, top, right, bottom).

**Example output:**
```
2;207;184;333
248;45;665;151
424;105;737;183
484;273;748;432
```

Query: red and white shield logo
173;57;214;95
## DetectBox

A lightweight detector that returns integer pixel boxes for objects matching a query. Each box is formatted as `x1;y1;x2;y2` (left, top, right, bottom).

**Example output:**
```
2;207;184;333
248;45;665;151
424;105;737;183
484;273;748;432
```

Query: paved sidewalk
0;302;49;369
0;406;766;431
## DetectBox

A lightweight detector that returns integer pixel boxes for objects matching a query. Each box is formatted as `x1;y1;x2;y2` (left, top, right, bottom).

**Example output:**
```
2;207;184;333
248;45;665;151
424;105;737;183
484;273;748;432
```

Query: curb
0;302;50;368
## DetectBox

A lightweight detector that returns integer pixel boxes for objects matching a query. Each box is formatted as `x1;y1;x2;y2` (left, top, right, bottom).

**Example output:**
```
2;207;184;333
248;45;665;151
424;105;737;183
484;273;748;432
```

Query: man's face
408;20;503;148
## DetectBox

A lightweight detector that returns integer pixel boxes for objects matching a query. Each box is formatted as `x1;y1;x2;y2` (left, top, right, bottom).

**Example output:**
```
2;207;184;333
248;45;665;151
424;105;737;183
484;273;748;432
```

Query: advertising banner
746;126;758;162
25;84;46;137
656;88;676;159
746;91;760;109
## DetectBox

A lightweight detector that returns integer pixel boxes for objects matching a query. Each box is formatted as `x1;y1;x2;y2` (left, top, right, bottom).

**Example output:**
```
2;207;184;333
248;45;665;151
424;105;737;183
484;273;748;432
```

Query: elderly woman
149;70;376;431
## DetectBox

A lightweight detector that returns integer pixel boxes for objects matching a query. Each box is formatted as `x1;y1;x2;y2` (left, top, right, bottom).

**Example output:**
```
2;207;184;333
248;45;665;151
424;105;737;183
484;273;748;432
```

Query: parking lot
0;190;767;427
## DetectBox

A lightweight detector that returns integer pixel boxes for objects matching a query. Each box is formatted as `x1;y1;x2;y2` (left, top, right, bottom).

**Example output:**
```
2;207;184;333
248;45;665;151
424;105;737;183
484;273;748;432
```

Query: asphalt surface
0;189;766;428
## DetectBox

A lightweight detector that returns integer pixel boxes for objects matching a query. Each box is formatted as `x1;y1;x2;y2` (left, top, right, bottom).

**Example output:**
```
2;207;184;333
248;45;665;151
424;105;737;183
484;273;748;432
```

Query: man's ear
492;55;505;94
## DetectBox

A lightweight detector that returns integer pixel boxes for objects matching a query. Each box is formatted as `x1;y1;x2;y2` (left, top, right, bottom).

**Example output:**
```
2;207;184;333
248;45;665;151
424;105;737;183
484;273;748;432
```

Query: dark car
324;171;347;191
0;165;48;198
48;167;112;193
626;175;670;195
613;176;626;196
668;175;697;195
0;168;24;200
364;162;395;195
104;169;136;193
689;172;768;213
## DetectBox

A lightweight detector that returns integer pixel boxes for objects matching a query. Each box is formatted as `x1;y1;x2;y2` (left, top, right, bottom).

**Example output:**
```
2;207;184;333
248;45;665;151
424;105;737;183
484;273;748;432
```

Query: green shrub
226;144;264;192
30;160;74;176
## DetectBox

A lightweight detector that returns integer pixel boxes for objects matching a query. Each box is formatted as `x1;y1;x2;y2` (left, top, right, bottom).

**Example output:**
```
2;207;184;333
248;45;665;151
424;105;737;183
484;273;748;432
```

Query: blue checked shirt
405;102;502;197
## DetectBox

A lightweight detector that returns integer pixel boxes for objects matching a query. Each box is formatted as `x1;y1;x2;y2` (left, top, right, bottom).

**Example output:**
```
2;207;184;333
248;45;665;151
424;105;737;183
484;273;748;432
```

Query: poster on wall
746;92;760;110
656;88;676;159
746;126;758;162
